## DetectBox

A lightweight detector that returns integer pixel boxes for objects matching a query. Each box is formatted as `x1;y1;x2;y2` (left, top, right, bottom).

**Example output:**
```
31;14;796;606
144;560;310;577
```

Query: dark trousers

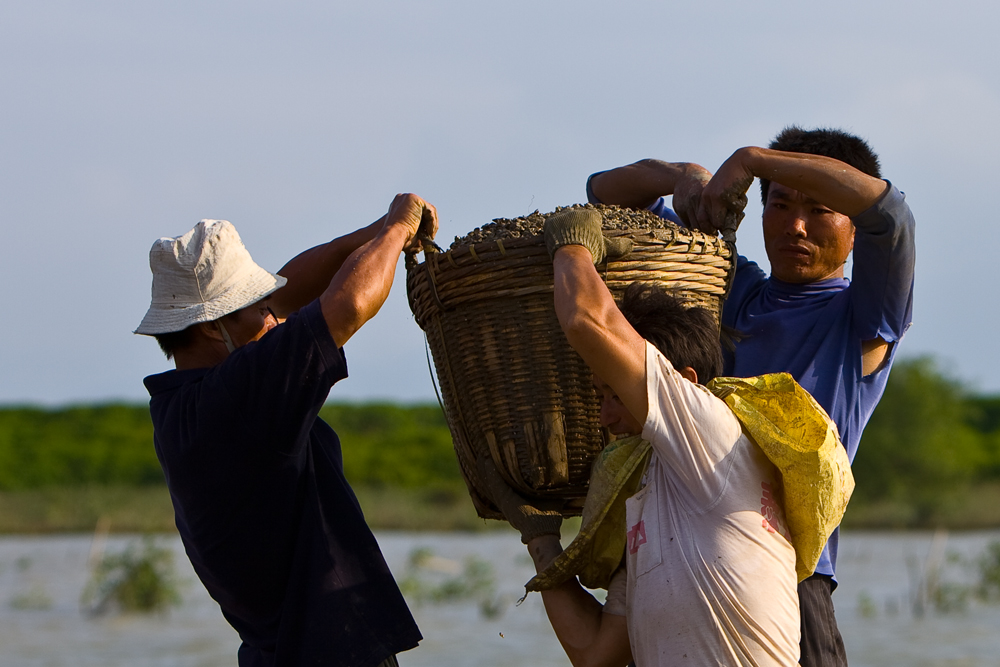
799;574;847;666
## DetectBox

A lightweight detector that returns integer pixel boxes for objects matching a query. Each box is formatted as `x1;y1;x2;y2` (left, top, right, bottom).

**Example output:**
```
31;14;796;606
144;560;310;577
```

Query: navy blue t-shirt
589;176;916;579
144;300;421;667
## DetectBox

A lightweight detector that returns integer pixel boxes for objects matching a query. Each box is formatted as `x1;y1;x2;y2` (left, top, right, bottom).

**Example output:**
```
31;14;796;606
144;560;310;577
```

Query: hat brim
134;269;287;335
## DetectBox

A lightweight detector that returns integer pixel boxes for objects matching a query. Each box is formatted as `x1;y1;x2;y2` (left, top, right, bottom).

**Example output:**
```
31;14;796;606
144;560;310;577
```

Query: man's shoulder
144;367;208;397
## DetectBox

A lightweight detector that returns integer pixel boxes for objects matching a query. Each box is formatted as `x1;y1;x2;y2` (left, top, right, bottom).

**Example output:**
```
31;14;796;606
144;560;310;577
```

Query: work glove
543;209;632;264
476;455;563;544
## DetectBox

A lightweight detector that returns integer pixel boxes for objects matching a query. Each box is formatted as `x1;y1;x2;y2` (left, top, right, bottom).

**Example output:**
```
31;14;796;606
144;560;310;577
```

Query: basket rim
407;225;733;272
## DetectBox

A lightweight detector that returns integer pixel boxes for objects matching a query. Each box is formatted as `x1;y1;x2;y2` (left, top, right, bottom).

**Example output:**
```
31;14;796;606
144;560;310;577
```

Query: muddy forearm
268;217;384;318
590;160;704;209
741;147;888;216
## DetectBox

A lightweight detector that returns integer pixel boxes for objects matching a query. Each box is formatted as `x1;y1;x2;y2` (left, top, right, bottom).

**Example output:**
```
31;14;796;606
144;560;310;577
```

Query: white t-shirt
623;342;799;666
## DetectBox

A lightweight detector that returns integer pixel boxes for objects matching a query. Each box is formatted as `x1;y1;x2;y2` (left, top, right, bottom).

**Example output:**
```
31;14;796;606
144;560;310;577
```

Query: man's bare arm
699;147;889;230
589;160;713;232
318;194;437;347
475;452;628;666
552;245;648;429
266;217;385;319
526;535;633;667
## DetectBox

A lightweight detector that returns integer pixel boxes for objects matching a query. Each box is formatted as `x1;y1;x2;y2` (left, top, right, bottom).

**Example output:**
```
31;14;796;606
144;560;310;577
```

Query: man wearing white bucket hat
136;193;437;667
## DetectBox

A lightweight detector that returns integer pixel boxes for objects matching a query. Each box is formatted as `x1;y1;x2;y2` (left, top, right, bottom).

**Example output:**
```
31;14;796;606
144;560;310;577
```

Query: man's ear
195;320;225;343
679;367;698;384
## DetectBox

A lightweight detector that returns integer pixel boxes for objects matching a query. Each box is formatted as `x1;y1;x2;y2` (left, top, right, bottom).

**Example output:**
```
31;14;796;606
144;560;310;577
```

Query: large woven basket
406;205;735;520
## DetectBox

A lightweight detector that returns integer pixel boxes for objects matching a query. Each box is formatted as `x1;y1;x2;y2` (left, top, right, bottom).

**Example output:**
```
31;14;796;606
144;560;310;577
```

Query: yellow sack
707;373;855;582
526;373;854;591
525;434;651;592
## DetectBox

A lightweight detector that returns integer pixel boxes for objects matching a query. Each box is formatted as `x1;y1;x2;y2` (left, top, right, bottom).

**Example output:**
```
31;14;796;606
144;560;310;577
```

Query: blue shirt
589;176;916;578
144;300;421;667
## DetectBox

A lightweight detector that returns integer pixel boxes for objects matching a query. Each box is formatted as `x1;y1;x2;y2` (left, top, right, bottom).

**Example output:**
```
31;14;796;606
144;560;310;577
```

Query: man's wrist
680;161;712;182
379;220;416;249
554;244;597;265
527;534;563;572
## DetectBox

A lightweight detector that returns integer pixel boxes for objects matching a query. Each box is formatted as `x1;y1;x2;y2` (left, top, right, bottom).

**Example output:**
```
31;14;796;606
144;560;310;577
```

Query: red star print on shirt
628;520;647;554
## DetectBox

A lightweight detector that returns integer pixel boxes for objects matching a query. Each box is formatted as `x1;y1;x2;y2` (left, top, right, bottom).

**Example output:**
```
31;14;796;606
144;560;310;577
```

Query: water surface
2;530;998;666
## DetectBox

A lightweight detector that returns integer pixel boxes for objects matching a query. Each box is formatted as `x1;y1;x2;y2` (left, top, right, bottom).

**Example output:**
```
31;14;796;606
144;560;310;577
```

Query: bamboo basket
406;206;735;520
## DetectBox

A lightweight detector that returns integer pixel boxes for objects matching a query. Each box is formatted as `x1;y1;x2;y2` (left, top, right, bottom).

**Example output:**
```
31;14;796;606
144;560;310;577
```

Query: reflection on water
836;530;1000;667
2;530;1000;666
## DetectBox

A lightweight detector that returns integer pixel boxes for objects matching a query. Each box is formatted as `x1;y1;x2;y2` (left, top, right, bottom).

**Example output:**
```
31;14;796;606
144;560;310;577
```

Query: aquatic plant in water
9;585;53;610
398;546;507;618
80;536;180;615
976;540;1000;602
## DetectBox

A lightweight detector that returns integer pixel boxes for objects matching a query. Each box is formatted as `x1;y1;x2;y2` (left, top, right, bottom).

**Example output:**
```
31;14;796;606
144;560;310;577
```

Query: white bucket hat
135;219;287;335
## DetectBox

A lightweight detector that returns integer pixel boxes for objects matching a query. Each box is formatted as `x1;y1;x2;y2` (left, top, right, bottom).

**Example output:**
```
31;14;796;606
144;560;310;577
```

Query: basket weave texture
406;206;735;520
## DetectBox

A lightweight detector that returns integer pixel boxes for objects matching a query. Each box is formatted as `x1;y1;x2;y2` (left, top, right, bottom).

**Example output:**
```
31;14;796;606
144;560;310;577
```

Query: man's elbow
321;293;369;348
560;309;600;349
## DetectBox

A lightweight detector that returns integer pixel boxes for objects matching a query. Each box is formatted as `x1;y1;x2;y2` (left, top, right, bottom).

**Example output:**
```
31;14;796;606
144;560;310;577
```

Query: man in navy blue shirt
135;194;438;667
587;127;916;666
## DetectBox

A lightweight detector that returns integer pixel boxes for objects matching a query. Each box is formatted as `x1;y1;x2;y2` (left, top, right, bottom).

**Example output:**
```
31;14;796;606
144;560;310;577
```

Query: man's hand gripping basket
406;204;735;520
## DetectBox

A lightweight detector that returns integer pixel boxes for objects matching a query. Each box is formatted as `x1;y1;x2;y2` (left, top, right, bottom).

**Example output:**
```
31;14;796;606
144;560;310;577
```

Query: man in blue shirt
135;194;438;667
587;127;916;666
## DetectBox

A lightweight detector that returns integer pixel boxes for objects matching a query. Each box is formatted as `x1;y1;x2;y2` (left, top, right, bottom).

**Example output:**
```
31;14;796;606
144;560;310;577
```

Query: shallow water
1;530;999;666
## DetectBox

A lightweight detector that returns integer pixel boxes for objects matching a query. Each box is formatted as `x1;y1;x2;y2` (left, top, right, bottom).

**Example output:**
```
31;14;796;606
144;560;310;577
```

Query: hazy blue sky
2;0;997;405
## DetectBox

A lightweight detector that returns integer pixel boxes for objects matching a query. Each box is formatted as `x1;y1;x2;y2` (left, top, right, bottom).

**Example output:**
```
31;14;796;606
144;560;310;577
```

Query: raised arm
544;208;648;426
317;193;437;347
589;160;714;232
699;146;889;231
266;216;386;319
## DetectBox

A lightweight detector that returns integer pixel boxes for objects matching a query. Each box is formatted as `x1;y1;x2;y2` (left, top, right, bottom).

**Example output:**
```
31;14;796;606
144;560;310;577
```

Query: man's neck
173;342;229;370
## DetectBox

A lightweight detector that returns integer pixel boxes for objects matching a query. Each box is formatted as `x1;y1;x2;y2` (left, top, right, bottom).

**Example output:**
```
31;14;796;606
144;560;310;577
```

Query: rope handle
404;232;444;269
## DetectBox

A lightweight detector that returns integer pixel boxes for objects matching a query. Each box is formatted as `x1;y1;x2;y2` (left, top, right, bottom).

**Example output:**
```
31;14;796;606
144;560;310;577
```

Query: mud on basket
405;204;735;521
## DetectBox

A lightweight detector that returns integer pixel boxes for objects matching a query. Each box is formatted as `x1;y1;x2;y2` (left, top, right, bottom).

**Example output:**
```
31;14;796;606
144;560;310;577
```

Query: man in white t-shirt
477;209;800;666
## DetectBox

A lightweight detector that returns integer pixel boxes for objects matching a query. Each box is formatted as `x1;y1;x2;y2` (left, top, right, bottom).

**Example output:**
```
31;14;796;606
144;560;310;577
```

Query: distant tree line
850;356;1000;525
0;402;460;491
1;357;999;526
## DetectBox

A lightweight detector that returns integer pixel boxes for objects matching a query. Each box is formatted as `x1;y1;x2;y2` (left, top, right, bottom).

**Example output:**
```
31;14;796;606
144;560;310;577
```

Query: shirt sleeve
640;342;743;509
849;183;916;343
202;299;349;456
602;566;627;617
721;255;767;328
586;171;683;225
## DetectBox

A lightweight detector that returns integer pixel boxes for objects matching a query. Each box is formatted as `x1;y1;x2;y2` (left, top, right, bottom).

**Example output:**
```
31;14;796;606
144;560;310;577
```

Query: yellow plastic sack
526;373;854;591
525;435;651;592
707;373;855;582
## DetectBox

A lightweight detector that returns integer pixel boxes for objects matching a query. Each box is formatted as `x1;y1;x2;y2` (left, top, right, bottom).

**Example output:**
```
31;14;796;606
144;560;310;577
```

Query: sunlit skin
762;182;856;284
217;301;280;347
169;193;438;373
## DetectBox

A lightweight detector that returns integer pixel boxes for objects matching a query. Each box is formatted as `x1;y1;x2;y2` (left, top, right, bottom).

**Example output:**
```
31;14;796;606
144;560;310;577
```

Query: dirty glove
477;456;562;544
544;209;632;264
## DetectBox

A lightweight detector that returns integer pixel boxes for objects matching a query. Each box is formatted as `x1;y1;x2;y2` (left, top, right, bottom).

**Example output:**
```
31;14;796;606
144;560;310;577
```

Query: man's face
762;183;855;283
593;374;643;437
219;301;278;348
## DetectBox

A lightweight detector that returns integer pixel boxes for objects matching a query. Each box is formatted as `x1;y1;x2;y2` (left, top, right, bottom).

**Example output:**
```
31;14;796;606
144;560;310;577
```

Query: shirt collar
766;275;849;298
143;367;209;396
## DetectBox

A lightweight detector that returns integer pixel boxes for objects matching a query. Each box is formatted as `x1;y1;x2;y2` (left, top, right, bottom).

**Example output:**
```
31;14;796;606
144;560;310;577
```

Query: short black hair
153;325;195;360
618;283;723;384
760;126;882;204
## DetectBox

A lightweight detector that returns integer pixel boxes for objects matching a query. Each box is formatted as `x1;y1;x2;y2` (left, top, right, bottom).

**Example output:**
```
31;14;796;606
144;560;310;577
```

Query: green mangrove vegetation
1;355;999;532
